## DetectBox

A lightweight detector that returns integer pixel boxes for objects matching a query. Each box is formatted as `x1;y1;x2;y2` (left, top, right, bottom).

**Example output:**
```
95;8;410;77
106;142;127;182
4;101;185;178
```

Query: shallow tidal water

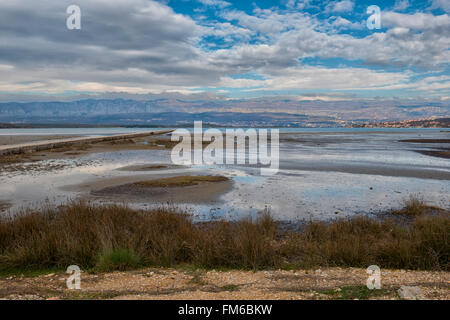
0;128;449;222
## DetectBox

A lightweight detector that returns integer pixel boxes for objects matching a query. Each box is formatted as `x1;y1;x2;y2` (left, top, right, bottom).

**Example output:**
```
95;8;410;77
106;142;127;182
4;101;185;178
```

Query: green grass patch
0;267;63;278
188;271;207;286
95;249;142;272
133;175;229;188
221;284;240;292
319;285;393;300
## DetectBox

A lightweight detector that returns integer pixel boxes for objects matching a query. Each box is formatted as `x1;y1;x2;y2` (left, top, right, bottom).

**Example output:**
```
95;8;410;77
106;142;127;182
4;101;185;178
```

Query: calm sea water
0;127;447;136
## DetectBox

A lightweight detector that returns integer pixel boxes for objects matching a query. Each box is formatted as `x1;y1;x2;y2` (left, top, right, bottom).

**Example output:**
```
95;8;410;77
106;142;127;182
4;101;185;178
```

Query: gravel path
1;267;448;300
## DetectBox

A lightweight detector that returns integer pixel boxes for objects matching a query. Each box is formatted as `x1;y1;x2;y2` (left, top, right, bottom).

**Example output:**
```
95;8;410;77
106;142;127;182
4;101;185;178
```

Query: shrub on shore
0;201;448;273
390;195;428;216
284;215;449;270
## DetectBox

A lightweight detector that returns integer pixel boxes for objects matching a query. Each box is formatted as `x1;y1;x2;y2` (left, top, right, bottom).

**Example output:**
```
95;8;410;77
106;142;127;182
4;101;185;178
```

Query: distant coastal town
350;117;450;129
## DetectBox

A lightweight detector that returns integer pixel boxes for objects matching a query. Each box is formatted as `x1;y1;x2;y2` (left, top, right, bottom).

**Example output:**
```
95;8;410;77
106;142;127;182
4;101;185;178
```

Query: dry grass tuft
390;195;428;216
0;201;448;273
283;214;449;270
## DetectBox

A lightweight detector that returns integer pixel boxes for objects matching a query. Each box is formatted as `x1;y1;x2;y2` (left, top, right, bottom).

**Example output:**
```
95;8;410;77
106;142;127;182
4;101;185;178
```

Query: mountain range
0;97;449;127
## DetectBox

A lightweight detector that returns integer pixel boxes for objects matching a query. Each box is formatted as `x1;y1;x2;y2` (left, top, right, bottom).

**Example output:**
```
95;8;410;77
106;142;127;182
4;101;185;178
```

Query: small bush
391;195;427;216
95;249;142;272
283;214;449;270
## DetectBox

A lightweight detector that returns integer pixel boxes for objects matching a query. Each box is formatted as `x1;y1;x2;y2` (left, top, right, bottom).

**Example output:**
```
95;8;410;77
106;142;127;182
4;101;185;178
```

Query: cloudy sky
0;0;449;102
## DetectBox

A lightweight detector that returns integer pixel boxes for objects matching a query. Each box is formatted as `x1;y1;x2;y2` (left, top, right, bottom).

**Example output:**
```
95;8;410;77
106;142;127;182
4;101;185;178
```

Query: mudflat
90;175;233;204
415;150;450;159
0;135;176;168
400;138;450;159
400;139;450;143
116;164;183;172
2;129;449;217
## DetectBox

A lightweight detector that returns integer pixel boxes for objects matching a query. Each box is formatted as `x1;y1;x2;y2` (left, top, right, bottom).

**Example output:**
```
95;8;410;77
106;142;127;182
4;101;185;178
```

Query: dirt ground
0;267;448;300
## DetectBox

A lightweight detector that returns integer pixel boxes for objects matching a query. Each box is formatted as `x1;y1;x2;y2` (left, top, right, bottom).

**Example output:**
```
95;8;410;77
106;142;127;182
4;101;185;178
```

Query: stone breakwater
0;130;174;156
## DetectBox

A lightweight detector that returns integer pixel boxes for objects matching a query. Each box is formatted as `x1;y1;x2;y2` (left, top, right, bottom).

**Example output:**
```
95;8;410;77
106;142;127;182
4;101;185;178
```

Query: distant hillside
0;98;448;127
0;111;338;128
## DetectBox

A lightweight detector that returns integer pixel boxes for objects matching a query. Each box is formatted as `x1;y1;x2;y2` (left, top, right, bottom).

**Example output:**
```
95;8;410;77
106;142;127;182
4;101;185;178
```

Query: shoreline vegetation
0;196;448;276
